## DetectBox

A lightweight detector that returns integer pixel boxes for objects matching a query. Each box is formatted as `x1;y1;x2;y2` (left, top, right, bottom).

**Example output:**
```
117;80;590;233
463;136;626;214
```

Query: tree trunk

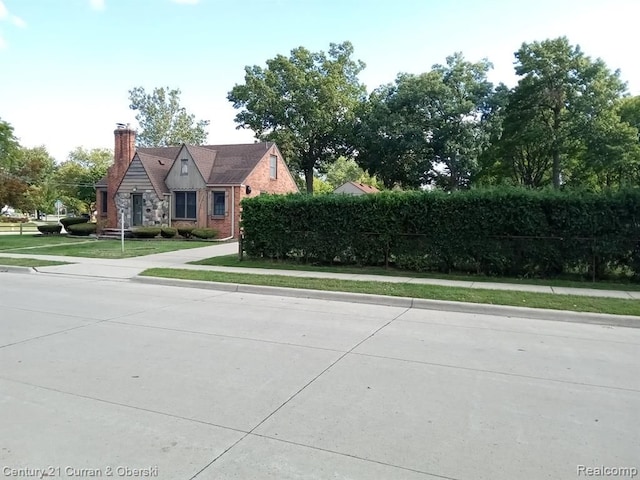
552;105;562;189
305;168;314;194
552;148;561;189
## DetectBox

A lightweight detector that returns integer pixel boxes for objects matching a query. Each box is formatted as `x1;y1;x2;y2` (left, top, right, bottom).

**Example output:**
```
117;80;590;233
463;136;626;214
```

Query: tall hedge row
240;189;640;279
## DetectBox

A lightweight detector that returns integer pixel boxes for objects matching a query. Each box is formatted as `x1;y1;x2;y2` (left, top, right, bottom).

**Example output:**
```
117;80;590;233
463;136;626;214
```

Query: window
212;191;225;216
175;191;196;219
100;190;108;214
180;159;188;175
269;155;277;179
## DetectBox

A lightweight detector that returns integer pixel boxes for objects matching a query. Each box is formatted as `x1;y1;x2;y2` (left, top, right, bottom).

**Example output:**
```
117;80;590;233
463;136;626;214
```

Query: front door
132;194;143;226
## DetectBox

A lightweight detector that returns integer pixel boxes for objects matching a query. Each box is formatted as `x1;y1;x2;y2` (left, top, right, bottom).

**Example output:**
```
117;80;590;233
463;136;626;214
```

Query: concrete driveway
1;272;639;479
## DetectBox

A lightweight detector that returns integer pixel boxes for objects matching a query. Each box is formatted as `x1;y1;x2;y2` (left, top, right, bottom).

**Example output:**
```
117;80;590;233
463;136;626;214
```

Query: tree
355;53;495;190
313;177;334;194
618;96;640;132
228;41;366;193
512;37;628;188
129;86;209;147
0;118;21;208
484;83;555;188
426;53;494;190
54;147;112;213
355;76;438;189
325;156;382;189
15;147;57;214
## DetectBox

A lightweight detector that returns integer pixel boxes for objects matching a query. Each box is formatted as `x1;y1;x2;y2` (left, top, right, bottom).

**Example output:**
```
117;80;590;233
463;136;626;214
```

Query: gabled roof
137;152;172;195
137;146;182;160
185;145;217;183
108;142;278;193
337;181;380;194
95;176;107;187
201;142;275;184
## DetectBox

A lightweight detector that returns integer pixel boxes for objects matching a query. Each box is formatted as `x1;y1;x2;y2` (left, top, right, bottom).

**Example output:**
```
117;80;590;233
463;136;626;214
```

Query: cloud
0;1;26;44
89;0;105;11
171;0;200;4
11;15;25;28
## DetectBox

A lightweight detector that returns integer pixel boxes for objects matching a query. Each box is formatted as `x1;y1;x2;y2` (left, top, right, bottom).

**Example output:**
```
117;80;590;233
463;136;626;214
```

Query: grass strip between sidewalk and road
0;256;71;267
191;254;640;292
140;268;640;317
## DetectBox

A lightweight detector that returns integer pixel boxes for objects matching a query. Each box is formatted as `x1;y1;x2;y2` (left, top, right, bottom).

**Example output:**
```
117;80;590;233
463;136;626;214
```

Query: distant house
333;181;380;195
95;126;298;238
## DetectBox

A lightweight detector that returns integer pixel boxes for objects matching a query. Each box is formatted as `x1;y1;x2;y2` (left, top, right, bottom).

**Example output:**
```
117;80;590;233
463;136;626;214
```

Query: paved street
1;272;638;480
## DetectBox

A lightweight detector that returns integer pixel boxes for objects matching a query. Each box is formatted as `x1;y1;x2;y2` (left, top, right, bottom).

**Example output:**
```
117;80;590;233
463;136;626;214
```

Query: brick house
95;126;299;238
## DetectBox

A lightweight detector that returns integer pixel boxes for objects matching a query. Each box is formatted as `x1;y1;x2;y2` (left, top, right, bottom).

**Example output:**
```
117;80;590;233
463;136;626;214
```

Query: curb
0;265;35;274
132;275;640;328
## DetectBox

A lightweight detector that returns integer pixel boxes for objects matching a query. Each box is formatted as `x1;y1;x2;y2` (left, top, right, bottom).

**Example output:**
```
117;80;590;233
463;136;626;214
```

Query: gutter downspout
216;186;235;241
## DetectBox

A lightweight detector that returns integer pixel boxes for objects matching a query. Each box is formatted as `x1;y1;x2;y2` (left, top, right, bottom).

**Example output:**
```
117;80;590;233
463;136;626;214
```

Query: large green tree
129;86;209;147
15;147;57;214
355;53;495;190
228;41;366;193
325;156;382;190
0;118;21;208
0;120;57;213
54;147;112;213
510;37;629;188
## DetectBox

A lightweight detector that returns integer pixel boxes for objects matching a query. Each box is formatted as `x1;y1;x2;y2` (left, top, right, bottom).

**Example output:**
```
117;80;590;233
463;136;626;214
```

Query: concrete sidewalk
1;240;640;298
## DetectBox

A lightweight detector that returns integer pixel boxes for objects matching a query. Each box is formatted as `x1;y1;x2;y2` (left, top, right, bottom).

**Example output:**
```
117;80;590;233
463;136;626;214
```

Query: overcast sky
1;0;638;162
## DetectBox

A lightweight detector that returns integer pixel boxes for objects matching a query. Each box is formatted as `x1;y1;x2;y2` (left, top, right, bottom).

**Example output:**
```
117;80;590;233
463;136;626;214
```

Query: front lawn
0;235;90;251
0;235;214;259
140;268;640;317
191;254;640;292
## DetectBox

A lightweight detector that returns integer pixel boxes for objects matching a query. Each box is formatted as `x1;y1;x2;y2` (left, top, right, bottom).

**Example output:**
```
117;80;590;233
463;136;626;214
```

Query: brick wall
107;128;136;228
244;144;299;196
207;186;242;239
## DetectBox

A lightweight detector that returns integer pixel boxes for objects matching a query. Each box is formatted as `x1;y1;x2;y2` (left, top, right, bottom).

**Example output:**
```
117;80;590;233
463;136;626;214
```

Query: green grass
0;234;214;259
0;256;71;267
0;234;90;250
140;268;640;317
191;254;640;292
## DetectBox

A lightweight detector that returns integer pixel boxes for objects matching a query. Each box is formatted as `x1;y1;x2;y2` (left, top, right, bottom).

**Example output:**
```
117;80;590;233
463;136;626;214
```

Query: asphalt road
1;272;639;480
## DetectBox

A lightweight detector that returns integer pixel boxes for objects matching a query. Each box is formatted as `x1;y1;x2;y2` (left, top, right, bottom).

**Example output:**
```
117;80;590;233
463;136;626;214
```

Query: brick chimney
107;124;136;228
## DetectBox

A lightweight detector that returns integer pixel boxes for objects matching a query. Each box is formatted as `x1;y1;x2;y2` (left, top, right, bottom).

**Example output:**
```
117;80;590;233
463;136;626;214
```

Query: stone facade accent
115;192;169;229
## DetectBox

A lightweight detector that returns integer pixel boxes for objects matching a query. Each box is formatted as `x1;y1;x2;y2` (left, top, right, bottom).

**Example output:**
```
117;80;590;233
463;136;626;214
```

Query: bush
177;226;195;238
240;189;640;280
132;227;161;239
60;216;88;227
191;228;218;239
37;224;62;235
0;216;28;223
66;222;97;236
160;227;177;238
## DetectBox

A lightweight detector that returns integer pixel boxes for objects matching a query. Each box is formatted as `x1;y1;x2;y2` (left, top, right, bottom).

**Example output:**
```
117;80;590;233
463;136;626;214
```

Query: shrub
177;226;195;238
0;216;28;223
67;222;97;236
132;227;161;239
240;189;640;280
160;227;177;238
60;216;88;227
191;228;218;239
37;224;62;235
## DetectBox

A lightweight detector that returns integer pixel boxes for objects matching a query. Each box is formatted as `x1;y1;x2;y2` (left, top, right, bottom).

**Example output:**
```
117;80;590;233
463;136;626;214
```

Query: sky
1;0;639;163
